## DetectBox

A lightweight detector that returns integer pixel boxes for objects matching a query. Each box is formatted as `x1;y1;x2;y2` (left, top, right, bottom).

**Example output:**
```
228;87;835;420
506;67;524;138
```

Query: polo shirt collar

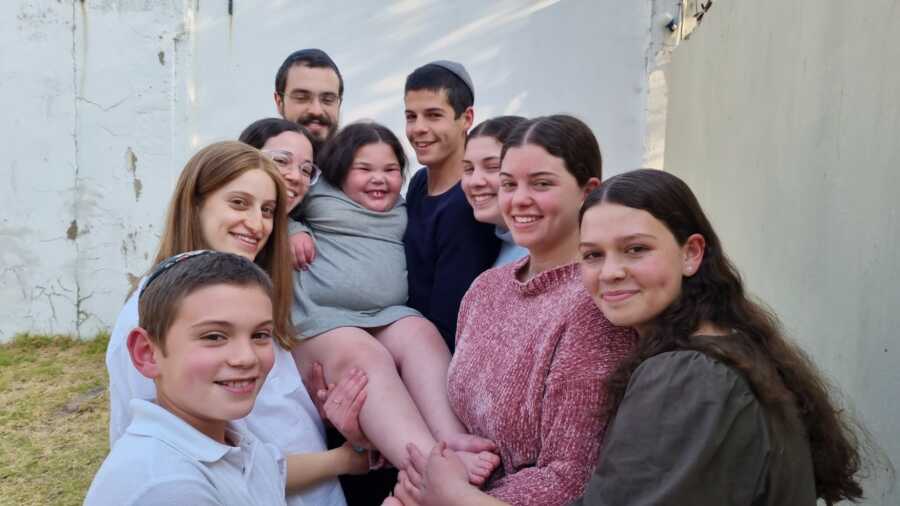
126;398;244;464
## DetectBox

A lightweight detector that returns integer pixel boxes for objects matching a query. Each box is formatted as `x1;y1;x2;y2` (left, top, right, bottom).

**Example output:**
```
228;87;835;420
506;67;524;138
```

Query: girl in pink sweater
390;115;636;506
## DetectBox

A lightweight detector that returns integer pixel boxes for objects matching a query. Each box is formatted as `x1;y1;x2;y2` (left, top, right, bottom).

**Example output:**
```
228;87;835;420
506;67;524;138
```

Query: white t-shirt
86;399;288;506
106;281;346;506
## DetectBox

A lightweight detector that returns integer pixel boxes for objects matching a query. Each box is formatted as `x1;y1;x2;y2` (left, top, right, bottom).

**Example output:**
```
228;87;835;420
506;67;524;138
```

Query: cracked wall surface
2;0;186;341
664;1;900;503
2;0;680;342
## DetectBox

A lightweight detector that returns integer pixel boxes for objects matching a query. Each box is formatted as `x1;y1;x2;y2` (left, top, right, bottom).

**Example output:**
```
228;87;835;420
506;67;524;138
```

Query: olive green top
571;349;816;506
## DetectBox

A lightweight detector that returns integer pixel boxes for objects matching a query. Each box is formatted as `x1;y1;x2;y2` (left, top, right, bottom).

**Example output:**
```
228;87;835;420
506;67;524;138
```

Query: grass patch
0;332;110;506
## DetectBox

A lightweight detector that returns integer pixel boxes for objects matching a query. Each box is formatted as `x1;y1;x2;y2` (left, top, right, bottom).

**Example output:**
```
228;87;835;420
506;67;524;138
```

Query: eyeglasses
262;149;320;185
278;91;340;108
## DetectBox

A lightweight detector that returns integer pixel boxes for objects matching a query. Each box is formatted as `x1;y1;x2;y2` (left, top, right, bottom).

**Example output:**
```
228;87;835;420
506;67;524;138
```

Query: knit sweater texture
448;258;636;506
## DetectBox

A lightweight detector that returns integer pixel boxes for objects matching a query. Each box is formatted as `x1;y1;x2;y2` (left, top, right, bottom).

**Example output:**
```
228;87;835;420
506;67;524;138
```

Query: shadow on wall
184;0;575;156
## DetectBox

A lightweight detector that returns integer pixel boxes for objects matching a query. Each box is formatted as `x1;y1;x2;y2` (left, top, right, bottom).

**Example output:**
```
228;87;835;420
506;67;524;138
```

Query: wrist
332;445;361;475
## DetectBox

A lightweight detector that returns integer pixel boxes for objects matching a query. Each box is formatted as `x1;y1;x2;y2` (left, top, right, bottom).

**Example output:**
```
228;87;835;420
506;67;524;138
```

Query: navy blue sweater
404;169;500;352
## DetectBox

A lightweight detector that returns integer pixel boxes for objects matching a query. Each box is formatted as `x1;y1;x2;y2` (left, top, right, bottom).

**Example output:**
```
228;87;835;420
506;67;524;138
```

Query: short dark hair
239;117;316;155
275;48;344;98
317;122;408;189
139;251;274;353
502;115;602;186
467;115;526;145
404;64;473;118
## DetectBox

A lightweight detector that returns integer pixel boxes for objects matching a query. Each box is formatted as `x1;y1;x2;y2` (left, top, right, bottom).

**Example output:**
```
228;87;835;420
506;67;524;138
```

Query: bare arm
285;443;369;492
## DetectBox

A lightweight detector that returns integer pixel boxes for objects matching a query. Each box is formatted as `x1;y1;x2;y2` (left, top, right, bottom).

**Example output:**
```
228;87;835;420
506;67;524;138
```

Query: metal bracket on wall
667;0;714;41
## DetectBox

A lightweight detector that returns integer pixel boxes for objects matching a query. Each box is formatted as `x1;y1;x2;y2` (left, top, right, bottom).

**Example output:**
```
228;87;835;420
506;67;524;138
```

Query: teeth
513;216;538;224
233;233;258;245
287;191;297;199
473;195;494;203
219;379;254;388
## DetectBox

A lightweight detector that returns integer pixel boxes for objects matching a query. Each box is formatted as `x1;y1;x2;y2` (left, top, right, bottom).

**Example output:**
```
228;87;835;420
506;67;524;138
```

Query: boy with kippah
403;61;500;352
85;251;366;505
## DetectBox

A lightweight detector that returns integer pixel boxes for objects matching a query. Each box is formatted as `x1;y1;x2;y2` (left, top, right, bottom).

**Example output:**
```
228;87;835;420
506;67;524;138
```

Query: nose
228;337;260;368
371;170;387;183
282;166;300;183
599;254;626;282
410;117;428;136
308;97;324;115
509;183;532;208
470;169;488;188
245;207;263;234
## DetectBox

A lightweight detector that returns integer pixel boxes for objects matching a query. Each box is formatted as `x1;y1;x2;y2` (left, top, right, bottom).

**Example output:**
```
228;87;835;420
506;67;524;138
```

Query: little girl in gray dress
289;122;498;483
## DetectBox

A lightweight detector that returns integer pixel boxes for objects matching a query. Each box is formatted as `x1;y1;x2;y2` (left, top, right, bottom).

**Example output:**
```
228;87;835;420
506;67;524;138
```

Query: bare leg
372;316;464;438
292;327;436;470
374;317;500;483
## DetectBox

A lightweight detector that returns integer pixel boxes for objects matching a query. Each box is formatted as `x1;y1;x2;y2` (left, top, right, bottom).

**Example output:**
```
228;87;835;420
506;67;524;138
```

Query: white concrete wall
1;0;678;341
664;1;899;503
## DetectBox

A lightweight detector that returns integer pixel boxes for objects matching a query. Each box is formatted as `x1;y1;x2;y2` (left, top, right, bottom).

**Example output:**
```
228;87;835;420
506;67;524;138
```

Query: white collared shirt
85;399;288;506
106;282;347;506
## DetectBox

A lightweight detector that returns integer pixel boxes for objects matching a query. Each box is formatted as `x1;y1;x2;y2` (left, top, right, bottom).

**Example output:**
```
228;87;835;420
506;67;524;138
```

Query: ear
127;327;163;380
681;233;706;277
462;106;474;131
273;91;284;113
582;177;601;197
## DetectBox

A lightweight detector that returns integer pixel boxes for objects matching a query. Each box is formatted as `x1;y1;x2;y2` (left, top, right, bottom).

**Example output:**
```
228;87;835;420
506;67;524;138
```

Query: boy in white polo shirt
85;251;289;505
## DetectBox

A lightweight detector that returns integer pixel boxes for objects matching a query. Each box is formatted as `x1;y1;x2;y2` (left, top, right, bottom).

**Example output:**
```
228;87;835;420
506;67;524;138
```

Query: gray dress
571;349;817;506
290;180;420;339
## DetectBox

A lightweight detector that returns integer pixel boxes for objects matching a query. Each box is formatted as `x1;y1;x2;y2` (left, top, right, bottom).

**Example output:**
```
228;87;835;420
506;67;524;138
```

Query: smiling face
152;283;275;441
578;203;704;335
461;136;504;226
499;144;595;258
199;169;276;261
276;64;341;142
404;89;471;169
341;142;403;212
261;130;315;210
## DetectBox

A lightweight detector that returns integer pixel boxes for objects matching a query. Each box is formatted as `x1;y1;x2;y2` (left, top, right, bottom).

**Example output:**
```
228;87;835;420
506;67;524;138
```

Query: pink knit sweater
448;258;636;506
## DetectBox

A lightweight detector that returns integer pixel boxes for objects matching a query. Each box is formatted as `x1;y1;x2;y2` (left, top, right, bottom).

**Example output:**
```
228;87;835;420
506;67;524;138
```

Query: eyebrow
191;320;236;329
498;170;560;178
579;233;658;248
620;233;657;241
191;319;275;329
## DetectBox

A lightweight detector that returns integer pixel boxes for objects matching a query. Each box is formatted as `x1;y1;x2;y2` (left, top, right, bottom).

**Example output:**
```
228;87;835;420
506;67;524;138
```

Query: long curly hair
580;169;866;504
